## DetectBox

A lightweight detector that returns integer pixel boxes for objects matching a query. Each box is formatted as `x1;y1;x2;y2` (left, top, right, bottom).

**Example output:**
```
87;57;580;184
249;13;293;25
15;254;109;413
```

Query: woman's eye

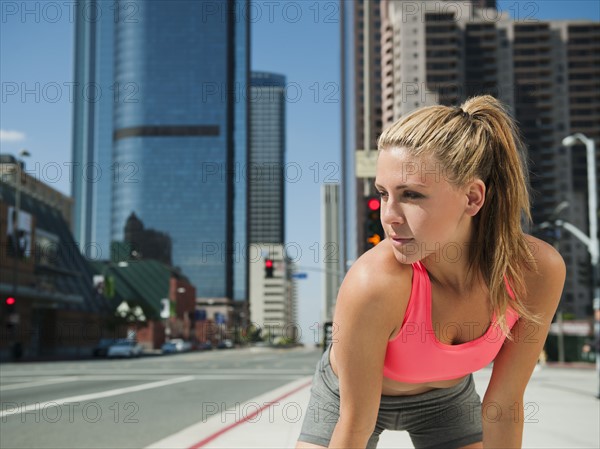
403;191;422;199
377;191;388;199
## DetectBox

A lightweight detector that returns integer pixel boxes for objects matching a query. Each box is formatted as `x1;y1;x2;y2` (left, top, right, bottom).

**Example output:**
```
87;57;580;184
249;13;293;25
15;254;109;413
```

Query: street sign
355;150;377;178
291;273;308;279
160;298;170;319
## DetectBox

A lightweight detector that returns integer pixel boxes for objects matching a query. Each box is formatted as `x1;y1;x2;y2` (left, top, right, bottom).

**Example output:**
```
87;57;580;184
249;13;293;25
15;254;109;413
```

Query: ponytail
378;95;542;339
461;96;541;338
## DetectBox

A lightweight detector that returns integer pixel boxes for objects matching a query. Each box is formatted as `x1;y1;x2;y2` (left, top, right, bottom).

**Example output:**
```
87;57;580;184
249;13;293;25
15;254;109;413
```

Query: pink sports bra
383;260;519;383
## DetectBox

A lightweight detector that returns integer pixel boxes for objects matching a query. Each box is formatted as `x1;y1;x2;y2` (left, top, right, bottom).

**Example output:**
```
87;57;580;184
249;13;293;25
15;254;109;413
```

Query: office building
247;72;297;333
361;0;599;317
340;0;384;270
249;243;297;342
322;184;342;323
72;0;250;301
71;0;115;258
248;72;286;243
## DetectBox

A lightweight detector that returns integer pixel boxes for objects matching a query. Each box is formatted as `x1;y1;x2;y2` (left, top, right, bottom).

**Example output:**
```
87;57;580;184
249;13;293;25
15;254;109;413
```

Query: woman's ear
465;179;485;216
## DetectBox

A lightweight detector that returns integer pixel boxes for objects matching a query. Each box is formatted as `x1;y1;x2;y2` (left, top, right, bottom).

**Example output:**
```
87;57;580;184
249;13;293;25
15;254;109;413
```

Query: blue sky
1;0;599;343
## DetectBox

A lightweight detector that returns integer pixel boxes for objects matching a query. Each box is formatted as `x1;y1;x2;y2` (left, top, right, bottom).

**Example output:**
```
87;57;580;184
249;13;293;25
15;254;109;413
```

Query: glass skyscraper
249;72;286;244
72;0;249;300
71;0;114;260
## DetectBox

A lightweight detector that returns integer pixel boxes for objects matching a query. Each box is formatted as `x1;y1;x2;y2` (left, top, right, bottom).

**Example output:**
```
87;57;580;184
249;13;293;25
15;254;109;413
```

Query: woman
296;95;565;449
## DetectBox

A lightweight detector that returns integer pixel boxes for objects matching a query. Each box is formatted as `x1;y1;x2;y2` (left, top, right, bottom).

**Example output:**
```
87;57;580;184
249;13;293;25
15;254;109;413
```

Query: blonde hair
377;95;541;339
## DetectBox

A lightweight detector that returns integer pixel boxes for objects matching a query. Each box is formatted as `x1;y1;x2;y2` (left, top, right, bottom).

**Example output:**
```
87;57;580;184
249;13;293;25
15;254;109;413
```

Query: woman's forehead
377;147;446;185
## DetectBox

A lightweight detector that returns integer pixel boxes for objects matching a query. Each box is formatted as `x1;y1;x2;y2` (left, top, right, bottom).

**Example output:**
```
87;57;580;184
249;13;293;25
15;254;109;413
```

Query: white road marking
0;375;195;418
0;377;80;392
144;376;313;449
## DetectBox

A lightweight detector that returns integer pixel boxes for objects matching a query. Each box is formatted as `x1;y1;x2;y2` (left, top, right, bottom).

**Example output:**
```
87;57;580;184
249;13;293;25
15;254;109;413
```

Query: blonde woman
297;95;565;449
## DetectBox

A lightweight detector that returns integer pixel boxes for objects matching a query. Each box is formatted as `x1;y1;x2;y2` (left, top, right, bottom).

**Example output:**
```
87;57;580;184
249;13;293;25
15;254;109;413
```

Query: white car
107;339;143;358
162;339;192;354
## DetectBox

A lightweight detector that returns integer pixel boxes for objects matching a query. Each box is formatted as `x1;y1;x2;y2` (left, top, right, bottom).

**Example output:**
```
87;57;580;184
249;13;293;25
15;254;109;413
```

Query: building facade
72;0;250;301
248;72;286;244
71;0;115;259
350;0;599;317
248;243;297;342
321;184;342;323
247;72;297;334
0;170;113;361
340;0;384;270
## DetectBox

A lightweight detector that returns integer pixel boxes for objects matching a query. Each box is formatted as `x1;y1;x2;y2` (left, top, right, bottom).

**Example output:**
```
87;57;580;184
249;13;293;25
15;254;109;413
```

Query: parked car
161;339;192;354
93;338;118;357
107;339;143;358
217;339;234;349
197;341;213;351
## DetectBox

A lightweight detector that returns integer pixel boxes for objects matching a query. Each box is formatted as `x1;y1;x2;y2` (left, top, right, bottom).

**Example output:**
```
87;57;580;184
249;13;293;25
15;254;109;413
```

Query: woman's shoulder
339;239;413;308
523;233;566;276
335;239;414;339
522;233;566;304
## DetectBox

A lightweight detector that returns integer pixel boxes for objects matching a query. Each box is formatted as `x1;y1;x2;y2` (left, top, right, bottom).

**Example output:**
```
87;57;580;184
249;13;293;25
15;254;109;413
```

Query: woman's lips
391;237;414;246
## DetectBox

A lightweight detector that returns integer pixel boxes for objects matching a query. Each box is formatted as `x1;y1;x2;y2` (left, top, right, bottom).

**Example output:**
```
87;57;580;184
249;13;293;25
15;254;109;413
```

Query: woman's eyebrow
374;181;427;190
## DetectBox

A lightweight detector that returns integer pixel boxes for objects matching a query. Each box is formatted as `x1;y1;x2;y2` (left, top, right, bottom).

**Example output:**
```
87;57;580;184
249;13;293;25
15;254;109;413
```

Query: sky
1;0;599;344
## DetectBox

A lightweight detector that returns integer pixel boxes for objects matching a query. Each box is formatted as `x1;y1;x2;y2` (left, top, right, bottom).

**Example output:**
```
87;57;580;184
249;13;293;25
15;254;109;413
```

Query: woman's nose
381;201;405;225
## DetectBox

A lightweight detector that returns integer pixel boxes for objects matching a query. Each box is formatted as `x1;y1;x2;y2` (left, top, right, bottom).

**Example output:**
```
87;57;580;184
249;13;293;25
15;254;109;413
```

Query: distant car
107;339;143;358
93;338;118;357
161;339;192;354
197;341;213;351
217;339;234;349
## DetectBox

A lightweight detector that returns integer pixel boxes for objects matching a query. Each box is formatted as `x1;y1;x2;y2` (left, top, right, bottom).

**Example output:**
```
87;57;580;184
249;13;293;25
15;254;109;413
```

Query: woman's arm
482;237;566;448
327;253;406;449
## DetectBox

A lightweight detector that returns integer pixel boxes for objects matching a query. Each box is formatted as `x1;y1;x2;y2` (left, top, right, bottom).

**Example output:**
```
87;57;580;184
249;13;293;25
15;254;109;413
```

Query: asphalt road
0;346;322;449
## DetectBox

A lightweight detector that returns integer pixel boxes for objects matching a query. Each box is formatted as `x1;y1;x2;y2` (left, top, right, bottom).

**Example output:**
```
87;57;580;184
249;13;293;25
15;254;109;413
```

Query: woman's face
375;147;473;264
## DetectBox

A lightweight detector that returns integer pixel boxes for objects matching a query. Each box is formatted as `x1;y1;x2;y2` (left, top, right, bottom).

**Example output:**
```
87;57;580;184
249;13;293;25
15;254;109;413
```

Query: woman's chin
391;245;422;265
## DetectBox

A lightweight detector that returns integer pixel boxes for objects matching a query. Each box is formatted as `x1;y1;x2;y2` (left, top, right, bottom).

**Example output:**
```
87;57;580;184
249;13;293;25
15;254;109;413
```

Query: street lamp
11;149;31;292
562;133;599;398
7;149;30;360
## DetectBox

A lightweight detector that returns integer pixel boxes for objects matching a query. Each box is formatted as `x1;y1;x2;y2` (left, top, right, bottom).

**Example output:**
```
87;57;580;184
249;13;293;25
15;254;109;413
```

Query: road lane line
188;379;312;449
0;377;80;392
0;375;195;419
144;376;313;449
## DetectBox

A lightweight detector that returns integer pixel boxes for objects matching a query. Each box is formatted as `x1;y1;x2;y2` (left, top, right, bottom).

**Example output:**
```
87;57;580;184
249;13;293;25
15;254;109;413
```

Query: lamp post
7;149;30;360
562;133;599;398
11;149;31;296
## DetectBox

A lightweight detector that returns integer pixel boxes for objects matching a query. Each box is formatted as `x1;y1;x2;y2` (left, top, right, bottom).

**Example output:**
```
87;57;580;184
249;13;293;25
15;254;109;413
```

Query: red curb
188;379;313;449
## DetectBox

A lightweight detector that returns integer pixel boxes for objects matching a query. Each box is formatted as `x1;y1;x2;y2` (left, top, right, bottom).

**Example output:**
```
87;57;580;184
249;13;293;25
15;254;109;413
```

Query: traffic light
364;196;385;252
5;297;16;314
265;259;274;278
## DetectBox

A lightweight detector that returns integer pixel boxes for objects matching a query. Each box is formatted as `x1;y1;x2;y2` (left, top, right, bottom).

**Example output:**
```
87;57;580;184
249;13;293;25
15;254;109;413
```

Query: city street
0;346;320;449
1;347;599;449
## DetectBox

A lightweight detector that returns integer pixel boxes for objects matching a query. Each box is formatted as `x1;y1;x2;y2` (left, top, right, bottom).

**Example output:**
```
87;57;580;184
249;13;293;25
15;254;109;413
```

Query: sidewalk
146;363;599;449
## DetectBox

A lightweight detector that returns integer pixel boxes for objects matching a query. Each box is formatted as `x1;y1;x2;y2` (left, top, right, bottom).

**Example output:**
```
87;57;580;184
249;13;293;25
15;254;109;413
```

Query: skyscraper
340;0;384;268
72;0;250;300
71;0;115;259
248;72;286;244
247;72;296;336
350;0;599;317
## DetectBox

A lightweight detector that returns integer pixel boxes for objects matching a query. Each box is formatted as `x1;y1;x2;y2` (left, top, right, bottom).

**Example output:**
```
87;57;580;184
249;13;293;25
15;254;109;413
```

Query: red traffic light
265;259;273;268
6;297;15;306
367;198;380;211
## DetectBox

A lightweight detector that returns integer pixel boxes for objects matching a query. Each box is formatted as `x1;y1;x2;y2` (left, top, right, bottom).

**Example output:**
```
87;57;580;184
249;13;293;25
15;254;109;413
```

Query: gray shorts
298;345;483;449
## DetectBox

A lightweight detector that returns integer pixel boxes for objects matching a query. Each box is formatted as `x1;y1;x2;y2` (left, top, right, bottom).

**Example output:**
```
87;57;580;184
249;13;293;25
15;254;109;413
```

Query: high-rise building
247;72;297;334
72;0;250;301
322;184;342;323
354;0;599;317
249;243;296;342
248;72;286;244
71;0;115;259
382;1;513;119
340;0;384;269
